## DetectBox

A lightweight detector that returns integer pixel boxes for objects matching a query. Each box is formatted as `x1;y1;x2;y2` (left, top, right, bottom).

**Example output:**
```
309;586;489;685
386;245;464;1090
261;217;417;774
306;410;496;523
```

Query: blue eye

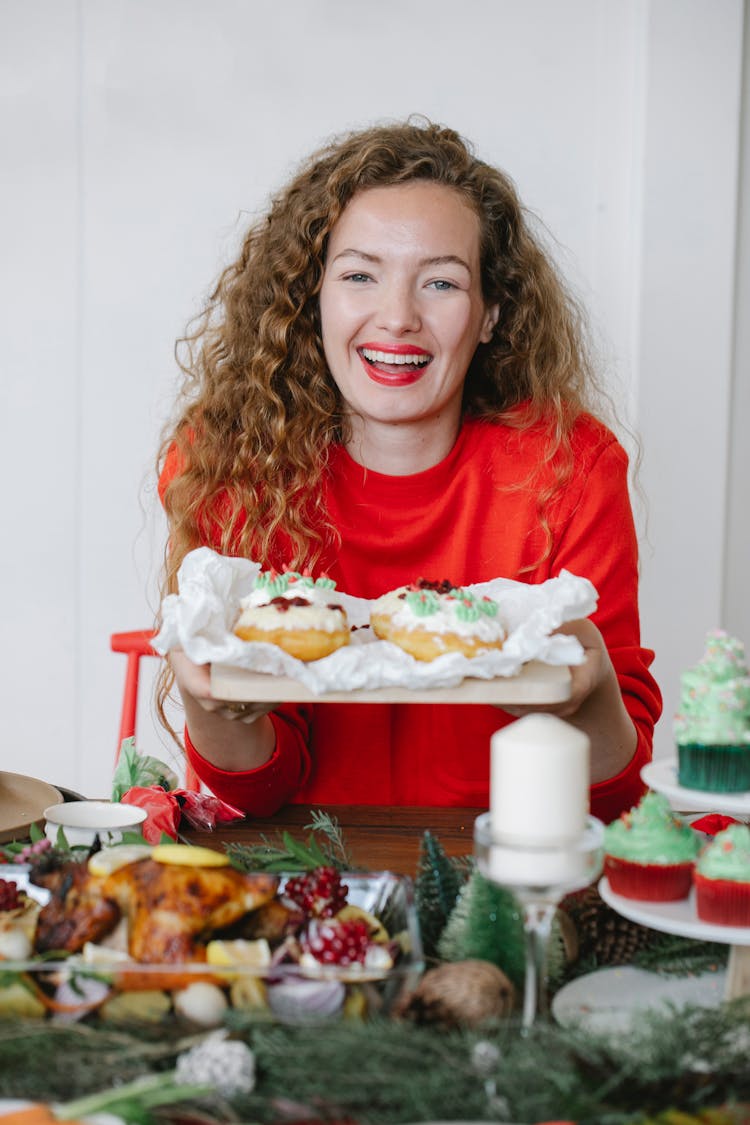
344;272;372;283
429;279;457;291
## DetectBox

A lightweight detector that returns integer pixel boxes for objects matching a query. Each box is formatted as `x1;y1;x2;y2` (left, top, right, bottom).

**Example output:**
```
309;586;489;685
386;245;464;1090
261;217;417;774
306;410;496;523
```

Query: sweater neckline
329;421;481;502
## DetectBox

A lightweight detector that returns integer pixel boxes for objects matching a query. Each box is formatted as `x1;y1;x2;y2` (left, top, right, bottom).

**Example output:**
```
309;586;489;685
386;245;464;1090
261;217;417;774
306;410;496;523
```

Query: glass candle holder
474;811;605;1029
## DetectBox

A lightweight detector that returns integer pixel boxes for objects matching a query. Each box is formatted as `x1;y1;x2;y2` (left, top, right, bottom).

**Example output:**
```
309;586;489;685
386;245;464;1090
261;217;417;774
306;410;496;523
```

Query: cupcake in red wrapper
694;823;750;926
604;790;700;901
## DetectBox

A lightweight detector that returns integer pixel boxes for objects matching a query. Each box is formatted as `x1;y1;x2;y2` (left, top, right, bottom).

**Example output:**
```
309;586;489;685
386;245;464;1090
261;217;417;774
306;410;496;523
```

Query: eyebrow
330;249;472;272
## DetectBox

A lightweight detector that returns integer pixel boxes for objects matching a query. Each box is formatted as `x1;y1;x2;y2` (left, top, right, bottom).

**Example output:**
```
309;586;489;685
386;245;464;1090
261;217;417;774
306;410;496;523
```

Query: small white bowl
43;800;147;846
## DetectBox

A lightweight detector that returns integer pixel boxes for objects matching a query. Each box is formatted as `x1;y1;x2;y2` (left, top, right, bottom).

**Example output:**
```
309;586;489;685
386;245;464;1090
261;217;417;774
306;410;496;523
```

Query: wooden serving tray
210;659;571;705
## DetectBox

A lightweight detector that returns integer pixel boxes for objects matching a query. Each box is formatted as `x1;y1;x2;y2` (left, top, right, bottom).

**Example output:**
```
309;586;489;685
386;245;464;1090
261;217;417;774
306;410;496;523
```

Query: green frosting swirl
674;629;750;745
256;570;336;595
454;593;499;622
404;589;441;617
696;824;750;881
403;586;500;621
604;791;699;864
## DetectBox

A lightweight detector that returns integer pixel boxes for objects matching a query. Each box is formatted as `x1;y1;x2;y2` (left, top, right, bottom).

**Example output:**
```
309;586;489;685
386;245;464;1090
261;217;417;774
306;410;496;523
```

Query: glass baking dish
0;866;423;1026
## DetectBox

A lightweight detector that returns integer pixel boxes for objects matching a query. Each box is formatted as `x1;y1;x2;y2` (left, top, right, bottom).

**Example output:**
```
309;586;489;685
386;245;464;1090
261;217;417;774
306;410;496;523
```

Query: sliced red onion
51;975;112;1022
266;976;345;1022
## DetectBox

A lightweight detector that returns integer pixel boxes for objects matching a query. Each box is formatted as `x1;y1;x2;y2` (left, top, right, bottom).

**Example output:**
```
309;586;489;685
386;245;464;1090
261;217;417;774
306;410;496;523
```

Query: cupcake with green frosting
604;791;700;901
674;630;750;792
694;824;750;926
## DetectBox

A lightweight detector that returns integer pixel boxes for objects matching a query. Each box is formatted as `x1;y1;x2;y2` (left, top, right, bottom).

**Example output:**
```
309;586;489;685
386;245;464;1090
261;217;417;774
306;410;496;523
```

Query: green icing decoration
256;570;336;595
674;629;750;745
405;586;500;623
697;823;750;881
453;597;481;623
404;589;441;617
452;589;499;622
604;790;699;864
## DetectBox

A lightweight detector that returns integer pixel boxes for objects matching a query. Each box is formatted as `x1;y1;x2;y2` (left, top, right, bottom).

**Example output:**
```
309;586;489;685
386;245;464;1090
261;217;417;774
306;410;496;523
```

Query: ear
480;302;500;344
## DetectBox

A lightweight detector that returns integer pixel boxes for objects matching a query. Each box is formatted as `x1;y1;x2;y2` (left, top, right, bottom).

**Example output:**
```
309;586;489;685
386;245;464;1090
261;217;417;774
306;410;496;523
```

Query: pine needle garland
631;932;729;977
3;1003;750;1123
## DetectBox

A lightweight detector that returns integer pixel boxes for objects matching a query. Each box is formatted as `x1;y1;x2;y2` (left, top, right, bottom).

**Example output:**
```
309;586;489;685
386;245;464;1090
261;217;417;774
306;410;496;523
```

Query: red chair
110;629;200;790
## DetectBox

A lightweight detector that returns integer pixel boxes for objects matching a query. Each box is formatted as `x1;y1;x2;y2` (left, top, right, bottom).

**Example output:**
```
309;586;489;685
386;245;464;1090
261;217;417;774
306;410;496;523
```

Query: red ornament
120;785;181;843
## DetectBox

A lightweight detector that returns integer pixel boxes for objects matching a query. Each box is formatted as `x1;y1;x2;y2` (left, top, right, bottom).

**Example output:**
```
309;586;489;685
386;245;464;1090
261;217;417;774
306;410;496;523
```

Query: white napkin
153;547;598;695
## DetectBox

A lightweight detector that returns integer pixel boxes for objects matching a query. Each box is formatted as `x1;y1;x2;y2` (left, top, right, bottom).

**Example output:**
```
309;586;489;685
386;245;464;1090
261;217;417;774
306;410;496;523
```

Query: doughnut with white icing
233;571;350;661
370;579;505;662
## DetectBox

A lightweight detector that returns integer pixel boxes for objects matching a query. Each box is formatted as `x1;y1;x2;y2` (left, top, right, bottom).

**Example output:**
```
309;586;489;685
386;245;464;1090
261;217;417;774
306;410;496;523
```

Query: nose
374;279;421;335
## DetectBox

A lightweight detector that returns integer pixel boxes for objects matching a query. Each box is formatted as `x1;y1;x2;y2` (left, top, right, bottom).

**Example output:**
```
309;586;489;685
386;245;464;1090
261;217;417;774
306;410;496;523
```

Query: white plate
641;758;750;814
0;771;62;844
552;964;726;1033
599;877;750;944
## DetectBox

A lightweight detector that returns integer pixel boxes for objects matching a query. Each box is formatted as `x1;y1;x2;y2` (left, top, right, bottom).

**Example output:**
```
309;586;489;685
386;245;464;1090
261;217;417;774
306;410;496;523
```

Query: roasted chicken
33;862;120;954
102;860;278;962
31;856;279;963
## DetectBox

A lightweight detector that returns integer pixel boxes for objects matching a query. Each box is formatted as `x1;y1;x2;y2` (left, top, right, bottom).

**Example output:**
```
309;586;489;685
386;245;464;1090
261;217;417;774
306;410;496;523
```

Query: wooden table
185;804;483;874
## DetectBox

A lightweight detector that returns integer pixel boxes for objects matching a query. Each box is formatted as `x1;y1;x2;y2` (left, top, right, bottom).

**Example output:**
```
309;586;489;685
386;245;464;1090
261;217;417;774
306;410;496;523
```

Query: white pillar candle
490;714;590;846
485;840;590;888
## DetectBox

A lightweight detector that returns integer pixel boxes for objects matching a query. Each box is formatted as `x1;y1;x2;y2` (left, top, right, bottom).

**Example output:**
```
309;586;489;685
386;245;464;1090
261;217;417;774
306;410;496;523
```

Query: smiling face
319;182;499;471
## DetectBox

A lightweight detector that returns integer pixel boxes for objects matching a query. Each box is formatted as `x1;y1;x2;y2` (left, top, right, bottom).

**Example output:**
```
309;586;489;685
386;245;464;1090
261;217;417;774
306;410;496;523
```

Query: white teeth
360;348;431;366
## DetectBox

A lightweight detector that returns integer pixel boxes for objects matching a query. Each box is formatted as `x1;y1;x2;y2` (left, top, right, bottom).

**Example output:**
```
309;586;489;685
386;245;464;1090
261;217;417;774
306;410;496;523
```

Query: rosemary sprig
225;809;356;873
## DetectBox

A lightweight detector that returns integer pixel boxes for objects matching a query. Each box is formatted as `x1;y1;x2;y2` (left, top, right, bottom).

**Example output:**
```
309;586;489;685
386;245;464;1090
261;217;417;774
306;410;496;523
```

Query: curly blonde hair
159;118;602;593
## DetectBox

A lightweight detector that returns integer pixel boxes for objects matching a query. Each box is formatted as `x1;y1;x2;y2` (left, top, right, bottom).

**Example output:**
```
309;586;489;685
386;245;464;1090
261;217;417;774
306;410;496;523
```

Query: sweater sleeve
184;704;313;816
552;434;663;820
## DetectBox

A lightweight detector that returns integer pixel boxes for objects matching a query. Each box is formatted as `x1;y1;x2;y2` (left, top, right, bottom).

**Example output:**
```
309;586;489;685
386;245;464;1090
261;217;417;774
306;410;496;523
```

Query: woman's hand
168;649;277;770
502;619;609;721
501;619;637;783
169;650;273;724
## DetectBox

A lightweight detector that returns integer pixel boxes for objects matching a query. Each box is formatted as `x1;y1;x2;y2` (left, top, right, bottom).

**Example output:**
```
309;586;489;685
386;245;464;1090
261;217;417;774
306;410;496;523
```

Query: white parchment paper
153;547;599;695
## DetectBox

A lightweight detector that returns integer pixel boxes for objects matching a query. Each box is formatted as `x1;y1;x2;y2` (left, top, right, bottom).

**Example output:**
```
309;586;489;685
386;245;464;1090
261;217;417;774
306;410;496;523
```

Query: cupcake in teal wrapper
674;630;750;793
604;791;699;901
694;824;750;926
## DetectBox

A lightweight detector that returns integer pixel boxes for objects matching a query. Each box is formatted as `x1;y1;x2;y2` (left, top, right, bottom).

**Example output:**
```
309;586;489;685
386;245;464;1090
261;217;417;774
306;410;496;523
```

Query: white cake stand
599;759;750;1002
641;759;750;816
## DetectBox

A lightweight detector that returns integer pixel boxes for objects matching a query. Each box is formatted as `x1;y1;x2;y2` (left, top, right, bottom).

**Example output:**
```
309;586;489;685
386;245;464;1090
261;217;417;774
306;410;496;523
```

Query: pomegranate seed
284;867;348;919
303;918;371;966
0;879;21;912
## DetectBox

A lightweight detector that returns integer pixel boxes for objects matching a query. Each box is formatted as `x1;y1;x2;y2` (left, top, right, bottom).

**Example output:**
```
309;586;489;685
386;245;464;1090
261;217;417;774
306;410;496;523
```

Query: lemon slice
88;844;153;877
82;941;130;965
335;904;389;942
151;843;229;867
205;938;272;969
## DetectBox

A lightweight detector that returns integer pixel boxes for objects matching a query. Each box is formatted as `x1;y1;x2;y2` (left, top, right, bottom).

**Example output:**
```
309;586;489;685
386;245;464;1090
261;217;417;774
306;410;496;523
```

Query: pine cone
561;884;653;967
395;959;516;1027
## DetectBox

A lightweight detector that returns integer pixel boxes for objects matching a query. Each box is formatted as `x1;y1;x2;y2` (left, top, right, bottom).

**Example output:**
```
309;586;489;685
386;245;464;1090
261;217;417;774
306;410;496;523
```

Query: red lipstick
356;342;433;387
358;342;429;356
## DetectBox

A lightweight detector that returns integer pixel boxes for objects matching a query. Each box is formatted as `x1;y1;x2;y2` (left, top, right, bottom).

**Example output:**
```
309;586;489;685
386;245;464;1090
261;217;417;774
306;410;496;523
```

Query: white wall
0;0;745;797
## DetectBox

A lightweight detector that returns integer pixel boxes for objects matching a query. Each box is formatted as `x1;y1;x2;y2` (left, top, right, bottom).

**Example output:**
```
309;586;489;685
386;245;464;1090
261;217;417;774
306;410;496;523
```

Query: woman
158;120;662;822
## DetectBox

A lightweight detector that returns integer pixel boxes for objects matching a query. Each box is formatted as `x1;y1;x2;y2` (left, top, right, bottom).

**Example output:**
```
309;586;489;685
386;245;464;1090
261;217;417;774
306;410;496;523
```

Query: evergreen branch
631;934;729;976
4;1004;750;1120
224;810;356;873
305;809;355;868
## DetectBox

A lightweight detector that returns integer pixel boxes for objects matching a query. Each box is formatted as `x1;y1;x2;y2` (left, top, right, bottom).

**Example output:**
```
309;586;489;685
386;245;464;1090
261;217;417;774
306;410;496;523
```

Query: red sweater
164;416;662;823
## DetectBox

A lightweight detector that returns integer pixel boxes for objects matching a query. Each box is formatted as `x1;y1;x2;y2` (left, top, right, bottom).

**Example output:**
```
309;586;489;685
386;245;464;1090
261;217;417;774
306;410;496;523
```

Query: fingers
498;620;610;722
168;650;273;724
213;702;275;725
500;700;579;720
